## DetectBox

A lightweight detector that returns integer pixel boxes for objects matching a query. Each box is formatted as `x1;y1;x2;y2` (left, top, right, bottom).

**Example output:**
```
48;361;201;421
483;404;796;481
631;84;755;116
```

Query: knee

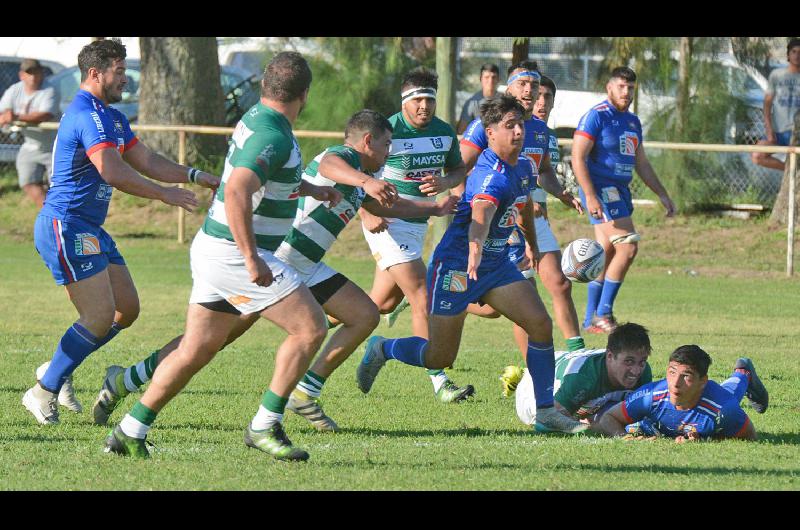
116;299;140;328
523;312;552;339
341;301;381;333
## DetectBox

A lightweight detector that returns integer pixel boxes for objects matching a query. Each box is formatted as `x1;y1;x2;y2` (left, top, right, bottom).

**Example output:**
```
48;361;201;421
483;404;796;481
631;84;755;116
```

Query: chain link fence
0;62;26;173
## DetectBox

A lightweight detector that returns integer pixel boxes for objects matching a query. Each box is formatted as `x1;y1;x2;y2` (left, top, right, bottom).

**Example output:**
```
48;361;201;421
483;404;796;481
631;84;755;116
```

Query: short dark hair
606;322;651;358
669;345;712;377
344;109;392;141
480;63;499;76
506;60;539;77
261;51;312;103
540;75;557;98
610;66;637;83
788;38;800;55
401;66;438;92
479;94;524;129
78;38;127;81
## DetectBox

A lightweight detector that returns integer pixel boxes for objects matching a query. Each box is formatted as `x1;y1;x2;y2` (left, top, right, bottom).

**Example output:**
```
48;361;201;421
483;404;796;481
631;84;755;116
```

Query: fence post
178;130;186;244
787;149;796;277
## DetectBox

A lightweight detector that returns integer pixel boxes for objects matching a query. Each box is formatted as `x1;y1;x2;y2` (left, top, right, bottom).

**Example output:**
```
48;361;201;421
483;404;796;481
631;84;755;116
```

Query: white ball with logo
561;238;605;283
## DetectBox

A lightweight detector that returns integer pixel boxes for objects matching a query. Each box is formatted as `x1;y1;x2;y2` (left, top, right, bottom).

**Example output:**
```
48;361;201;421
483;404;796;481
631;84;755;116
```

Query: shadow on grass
755;432;800;445
334;426;540;438
548;462;800;477
114;232;161;239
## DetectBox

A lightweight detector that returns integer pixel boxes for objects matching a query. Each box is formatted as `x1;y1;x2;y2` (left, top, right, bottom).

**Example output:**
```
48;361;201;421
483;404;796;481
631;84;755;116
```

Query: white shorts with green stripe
188;230;302;315
362;218;427;270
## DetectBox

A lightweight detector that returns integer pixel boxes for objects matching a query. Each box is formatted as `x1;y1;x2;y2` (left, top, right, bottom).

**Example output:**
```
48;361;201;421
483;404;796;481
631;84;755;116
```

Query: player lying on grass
357;95;586;434
502;322;652;427
94;110;457;437
591;345;769;442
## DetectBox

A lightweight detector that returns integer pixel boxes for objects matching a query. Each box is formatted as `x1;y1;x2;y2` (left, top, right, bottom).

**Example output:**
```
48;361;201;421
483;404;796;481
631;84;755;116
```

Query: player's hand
559;190;583;214
161;186;199;212
245;255;273;287
467;241;482;280
660;194;676;218
419;173;446;196
586;195;603;220
525;244;538;272
363;178;398;207
516;252;532;271
195;171;221;191
435;194;459;216
361;210;389;233
674;431;701;444
312;185;343;208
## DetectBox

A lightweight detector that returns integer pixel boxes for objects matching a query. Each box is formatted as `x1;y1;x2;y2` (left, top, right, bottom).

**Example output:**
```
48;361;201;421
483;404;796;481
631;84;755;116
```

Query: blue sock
597;278;622;317
526;341;555;408
722;371;749;402
584;280;604;327
39;323;99;392
95;321;123;349
381;337;427;367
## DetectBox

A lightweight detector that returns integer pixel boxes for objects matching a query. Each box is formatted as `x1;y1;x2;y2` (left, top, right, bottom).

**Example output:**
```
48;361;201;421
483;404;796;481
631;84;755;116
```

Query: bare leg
423;312;469;369
385;259;430;339
537;251;581;339
595;217;638;282
751;139;786;171
368;265;405;314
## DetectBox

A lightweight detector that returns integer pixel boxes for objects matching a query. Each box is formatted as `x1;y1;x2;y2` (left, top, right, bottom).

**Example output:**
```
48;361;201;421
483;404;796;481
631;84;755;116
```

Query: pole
178;130;186;244
787;150;796;277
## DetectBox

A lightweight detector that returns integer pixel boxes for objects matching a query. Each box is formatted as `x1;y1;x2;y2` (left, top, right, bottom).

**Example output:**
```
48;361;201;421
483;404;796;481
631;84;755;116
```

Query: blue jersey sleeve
117;110;137;147
717;401;750;438
621;382;655;424
470;170;510;209
77;109;117;157
575;108;602;141
461;118;487;151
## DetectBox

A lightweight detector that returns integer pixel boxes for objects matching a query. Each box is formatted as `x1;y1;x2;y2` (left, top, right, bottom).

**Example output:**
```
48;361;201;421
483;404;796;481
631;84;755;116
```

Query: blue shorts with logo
34;214;125;285
579;181;634;225
427;256;525;316
507;227;526;265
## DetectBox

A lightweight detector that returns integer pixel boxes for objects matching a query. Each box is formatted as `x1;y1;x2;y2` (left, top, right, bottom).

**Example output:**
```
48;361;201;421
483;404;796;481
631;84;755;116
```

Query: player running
357;95;586;434
592;345;769;442
23;39;217;426
572;66;676;334
358;67;473;403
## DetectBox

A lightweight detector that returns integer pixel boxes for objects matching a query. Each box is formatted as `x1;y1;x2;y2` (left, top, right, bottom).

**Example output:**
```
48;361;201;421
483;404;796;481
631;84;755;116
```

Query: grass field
1;185;799;491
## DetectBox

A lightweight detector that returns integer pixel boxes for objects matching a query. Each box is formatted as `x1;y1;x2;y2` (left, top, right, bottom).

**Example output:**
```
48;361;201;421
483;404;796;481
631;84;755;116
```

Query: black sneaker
734;358;769;413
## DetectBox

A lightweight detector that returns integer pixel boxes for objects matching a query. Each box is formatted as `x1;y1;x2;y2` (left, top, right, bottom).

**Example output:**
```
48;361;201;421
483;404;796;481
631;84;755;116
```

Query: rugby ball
561;238;605;283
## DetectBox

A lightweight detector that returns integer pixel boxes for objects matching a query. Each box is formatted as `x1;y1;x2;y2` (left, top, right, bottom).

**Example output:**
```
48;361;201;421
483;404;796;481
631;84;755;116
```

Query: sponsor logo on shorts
95;183;113;201
399;244;409;252
228;295;253;306
601;186;622;204
273;272;285;284
439;300;452;310
74;233;101;256
441;270;468;293
610;208;619;216
80;262;94;272
619;131;639;155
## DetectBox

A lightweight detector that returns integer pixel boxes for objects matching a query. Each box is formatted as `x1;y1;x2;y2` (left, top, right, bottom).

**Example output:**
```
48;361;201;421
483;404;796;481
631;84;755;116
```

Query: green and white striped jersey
202;103;303;251
276;145;371;276
378;112;461;224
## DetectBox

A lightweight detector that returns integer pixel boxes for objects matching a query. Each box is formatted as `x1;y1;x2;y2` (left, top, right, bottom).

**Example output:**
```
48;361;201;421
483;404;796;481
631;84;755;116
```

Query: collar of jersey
398;111;430;134
256;102;292;130
77;89;108;110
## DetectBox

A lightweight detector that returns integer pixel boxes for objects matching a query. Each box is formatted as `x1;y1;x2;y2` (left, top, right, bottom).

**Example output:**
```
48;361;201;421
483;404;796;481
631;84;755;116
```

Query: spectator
0;59;60;208
752;38;800;171
456;63;499;134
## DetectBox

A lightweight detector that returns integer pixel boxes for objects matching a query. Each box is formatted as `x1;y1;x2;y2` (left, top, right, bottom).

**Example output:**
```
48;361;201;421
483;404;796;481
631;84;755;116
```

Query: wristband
187;167;199;184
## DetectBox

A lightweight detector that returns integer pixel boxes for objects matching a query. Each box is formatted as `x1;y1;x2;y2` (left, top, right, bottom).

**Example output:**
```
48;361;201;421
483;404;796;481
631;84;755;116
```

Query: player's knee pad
609;232;641;246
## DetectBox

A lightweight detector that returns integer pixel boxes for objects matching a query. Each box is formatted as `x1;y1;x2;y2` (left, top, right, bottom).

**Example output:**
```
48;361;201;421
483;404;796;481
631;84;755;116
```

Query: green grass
1;187;799;490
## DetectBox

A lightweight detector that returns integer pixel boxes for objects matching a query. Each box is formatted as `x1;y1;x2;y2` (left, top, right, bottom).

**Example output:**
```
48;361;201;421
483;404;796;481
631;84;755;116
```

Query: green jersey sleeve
555;373;595;415
229;129;292;185
326;145;361;170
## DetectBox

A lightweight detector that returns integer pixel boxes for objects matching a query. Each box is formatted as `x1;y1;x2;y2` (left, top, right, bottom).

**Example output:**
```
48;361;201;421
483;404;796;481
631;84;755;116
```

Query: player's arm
419;160;468;196
571;133;603;220
589;401;629;436
89;147;198;212
363;194;458;219
634;145;676;217
298;179;342;207
763;91;775;142
318;152;397;206
456;120;468;135
224;166;273;287
467;198;497;280
122;141;219;189
537;152;582;214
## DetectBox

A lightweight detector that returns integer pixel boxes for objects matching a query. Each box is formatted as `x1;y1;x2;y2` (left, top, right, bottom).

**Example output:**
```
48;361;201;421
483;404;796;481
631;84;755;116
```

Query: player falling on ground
358;67;473;403
357;95;586;434
103;52;345;461
22;39;217;426
592;345;769;442
572;66;675;334
93;110;456;434
505;322;652;427
458;64;586;359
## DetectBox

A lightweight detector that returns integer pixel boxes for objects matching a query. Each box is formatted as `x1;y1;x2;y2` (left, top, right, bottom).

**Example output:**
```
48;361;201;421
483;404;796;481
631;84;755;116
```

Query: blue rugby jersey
621;378;751;439
433;148;533;268
575;100;643;186
41;90;137;226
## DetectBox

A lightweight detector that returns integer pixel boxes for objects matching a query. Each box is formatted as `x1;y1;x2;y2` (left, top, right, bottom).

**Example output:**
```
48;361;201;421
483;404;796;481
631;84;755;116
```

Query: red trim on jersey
86;141;117;157
620;401;634;424
125;136;139;151
574;130;595;141
471;193;499;208
459;139;482;152
733;415;751;438
52;219;75;283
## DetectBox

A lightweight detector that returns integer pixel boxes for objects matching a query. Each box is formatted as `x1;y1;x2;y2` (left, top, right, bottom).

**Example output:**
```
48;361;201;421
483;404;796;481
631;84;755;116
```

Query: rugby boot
385;297;410;328
590;313;618;334
244;423;309;462
735;357;769;413
287;390;339;432
22;383;59;425
435;380;475;403
500;365;524;397
92;365;129;425
104;425;150;458
534;406;588;434
356;336;387;394
36;361;83;413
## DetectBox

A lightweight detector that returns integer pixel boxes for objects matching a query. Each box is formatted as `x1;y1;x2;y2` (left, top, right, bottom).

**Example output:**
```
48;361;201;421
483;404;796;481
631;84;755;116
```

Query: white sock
250;405;283;430
430;371;449;394
119;413;151;439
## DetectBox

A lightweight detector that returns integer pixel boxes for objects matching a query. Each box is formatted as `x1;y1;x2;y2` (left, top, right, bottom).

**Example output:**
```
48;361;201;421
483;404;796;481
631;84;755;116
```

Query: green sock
566;337;586;352
123;350;160;393
130;400;158;426
261;390;289;414
426;368;445;376
297;370;326;398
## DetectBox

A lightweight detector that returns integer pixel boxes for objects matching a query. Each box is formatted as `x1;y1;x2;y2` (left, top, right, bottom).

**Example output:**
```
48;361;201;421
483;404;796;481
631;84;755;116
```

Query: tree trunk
138;37;226;165
769;111;800;225
676;37;693;139
511;38;530;65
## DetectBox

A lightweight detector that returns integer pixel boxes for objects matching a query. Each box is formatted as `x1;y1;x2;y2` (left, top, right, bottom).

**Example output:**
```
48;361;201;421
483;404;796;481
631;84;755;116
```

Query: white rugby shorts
362;219;427;270
188;230;302;315
519;216;560;279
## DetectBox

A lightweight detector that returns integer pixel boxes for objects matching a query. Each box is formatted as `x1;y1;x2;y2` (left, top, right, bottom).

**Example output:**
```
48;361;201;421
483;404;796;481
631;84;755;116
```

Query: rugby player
592;346;769;442
357;95;586;434
23;39;217;425
572;66;676;334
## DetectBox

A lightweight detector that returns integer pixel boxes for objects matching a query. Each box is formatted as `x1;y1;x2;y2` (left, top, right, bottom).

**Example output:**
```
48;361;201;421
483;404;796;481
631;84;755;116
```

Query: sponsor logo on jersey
430;137;443;149
404;169;441;181
549;136;558;149
619;131;639;155
484;237;508;251
497;195;528;227
442;270;468;293
273;272;285;284
90;111;104;134
74;233;101;256
255;144;275;172
403;141;414;150
95;183;113;201
523;148;544;172
288;185;301;200
337;208;356;224
411;154;446;166
533;132;547;145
